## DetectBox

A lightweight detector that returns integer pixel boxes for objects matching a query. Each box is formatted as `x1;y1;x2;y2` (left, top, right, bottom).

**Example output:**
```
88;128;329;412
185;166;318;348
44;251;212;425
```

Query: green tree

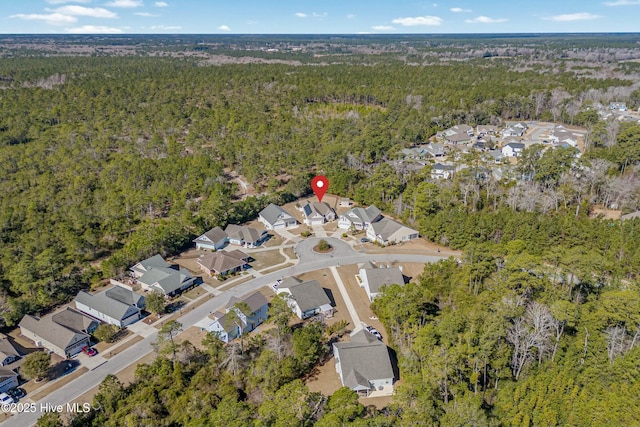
154;320;182;363
145;291;166;315
21;351;51;381
93;324;118;343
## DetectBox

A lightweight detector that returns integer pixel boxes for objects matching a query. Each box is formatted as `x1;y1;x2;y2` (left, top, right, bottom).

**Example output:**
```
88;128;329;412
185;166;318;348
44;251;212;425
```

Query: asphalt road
5;246;448;427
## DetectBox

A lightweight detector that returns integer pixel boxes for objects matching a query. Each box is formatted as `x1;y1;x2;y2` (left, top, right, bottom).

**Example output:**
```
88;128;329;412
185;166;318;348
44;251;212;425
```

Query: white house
300;202;336;225
333;329;396;397
338;206;382;230
206;291;269;343
357;262;405;301
502;142;525;157
430;163;456;180
366;218;419;246
0;368;18;393
75;286;145;327
276;277;334;319
258;203;298;230
193;226;228;251
224;224;266;248
0;335;20;366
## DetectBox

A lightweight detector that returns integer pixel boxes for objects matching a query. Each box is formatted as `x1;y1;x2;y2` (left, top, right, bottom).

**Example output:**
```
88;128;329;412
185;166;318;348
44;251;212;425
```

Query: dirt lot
590;205;622;219
251;249;286;270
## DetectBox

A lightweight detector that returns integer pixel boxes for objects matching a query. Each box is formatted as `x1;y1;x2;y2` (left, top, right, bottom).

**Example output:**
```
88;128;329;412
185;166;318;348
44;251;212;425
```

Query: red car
81;346;97;357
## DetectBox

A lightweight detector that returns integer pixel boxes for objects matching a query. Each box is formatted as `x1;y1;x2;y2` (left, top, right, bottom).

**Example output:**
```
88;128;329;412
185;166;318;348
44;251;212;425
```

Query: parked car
0;392;14;405
360;237;369;243
81;346;97;357
7;388;25;400
365;325;383;341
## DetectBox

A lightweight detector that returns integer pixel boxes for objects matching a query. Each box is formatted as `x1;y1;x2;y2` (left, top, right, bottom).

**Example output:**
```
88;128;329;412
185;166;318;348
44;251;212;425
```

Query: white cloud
604;0;640;5
372;25;395;30
135;12;159;16
218;25;230;31
52;6;117;18
155;1;169;6
150;25;181;30
295;12;307;18
465;16;508;23
312;12;327;18
10;13;77;25
65;25;123;33
105;0;143;7
45;0;90;3
545;12;601;21
346;14;356;19
450;7;471;12
392;15;443;26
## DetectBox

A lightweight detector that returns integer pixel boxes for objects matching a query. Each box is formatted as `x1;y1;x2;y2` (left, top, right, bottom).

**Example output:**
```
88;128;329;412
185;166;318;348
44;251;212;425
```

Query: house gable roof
198;252;246;274
303;202;335;219
138;266;193;294
227;291;268;313
224;224;264;244
259;203;295;226
283;280;332;313
105;286;144;307
0;335;20;362
341;205;382;226
194;226;227;244
51;307;98;333
334;329;395;389
75;289;139;322
360;265;405;294
0;367;18;379
19;315;88;352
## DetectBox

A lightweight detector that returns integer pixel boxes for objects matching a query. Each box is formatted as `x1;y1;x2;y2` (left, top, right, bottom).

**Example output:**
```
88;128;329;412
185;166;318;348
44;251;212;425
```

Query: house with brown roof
197;250;249;276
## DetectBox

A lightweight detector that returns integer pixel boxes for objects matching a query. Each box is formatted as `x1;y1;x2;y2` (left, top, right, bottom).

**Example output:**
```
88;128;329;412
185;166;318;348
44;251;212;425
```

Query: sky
2;0;640;35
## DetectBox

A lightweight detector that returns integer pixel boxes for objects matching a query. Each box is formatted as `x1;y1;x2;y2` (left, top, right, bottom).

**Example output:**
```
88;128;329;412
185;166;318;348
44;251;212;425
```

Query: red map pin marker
311;175;329;203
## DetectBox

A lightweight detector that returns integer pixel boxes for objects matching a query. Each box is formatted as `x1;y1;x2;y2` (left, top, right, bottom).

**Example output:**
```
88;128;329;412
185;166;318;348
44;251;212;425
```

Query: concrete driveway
294;237;358;264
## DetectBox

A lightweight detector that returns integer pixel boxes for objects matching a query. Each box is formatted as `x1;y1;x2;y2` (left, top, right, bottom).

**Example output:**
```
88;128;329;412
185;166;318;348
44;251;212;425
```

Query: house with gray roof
277;278;334;319
366;218;419;246
0;367;18;393
333;329;396;396
258;203;298;230
137;265;195;297
197;250;248;276
224;224;266;248
130;254;171;278
338;206;382;230
75;286;145;327
193;226;228;251
51;307;99;334
300;201;337;225
431;163;456;180
502;142;525;157
19;314;90;358
0;335;21;366
206;291;269;343
357;263;406;301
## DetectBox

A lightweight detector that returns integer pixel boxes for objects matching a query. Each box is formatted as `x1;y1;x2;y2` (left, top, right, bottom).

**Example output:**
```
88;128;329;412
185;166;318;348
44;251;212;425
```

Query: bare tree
605;325;627;364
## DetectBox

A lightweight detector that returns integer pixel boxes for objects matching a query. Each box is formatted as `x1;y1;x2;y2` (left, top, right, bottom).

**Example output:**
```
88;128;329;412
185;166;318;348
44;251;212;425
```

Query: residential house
502;126;525;138
224;224;266;248
477;124;499;136
338;206;382;230
301;201;337;225
424;143;446;158
197;250;249;276
51;307;99;334
0;335;20;366
357;262;406;301
276;277;334;319
136;264;196;297
258;203;298;230
19;315;90;358
75;286;145;327
550;128;578;147
130;254;171;279
502;142;525;157
0;368;18;393
339;198;353;208
431;163;456;179
443;132;472;145
486;149;504;164
193;226;228;251
366;218;419;246
610;102;627;111
206;291;269;343
333;329;396;396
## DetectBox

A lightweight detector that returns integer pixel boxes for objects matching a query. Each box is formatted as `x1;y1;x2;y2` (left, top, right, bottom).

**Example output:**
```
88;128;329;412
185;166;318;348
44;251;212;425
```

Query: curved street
4;238;449;427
